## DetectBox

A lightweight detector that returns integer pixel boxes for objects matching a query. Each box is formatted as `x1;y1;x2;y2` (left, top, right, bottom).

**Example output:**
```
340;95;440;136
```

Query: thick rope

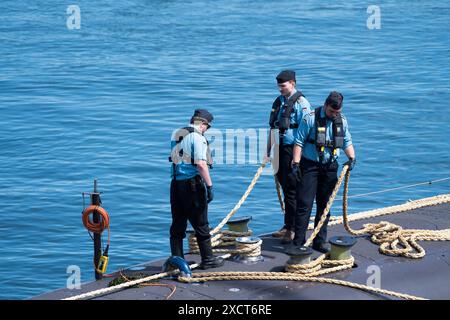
187;230;255;255
117;271;177;300
63;254;231;300
209;238;262;257
235;239;262;257
285;253;354;276
188;232;262;257
341;170;450;259
64;270;176;300
211;163;267;234
273;171;339;223
304;166;350;247
178;271;425;300
189;162;267;253
317;194;450;229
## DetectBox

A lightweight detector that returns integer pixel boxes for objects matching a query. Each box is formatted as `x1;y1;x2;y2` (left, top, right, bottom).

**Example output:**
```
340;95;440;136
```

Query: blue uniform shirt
276;89;311;145
170;124;208;180
294;106;352;163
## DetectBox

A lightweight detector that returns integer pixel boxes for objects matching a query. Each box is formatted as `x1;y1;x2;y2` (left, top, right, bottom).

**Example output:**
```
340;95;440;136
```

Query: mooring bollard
233;236;264;264
329;236;357;260
226;216;252;232
285;246;314;265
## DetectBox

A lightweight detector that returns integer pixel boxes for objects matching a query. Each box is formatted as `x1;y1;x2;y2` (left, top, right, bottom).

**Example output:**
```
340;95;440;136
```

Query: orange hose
82;205;110;243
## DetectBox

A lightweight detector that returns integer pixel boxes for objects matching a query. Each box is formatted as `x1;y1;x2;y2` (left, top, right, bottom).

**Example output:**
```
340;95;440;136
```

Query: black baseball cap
276;70;296;84
191;109;214;126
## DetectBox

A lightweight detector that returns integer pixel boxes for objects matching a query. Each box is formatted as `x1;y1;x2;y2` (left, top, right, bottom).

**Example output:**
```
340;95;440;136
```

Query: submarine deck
33;201;450;300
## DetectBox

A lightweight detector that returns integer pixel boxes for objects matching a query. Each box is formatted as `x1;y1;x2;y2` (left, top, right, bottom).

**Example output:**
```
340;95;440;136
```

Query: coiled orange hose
82;205;110;243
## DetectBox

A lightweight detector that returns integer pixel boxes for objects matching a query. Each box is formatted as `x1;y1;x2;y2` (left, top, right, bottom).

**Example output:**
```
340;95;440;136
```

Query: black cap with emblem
276;70;296;84
191;109;214;126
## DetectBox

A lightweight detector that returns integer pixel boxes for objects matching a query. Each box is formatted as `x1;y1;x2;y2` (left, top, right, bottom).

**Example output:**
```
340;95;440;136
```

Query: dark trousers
294;157;338;246
276;144;298;231
170;176;211;242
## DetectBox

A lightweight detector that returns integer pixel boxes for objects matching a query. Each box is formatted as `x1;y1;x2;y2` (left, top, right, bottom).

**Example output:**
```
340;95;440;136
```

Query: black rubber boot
170;238;184;259
197;237;224;269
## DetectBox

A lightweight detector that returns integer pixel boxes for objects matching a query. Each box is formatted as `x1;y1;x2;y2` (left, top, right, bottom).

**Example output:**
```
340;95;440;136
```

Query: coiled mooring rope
341;169;450;259
284;253;355;276
188;230;254;253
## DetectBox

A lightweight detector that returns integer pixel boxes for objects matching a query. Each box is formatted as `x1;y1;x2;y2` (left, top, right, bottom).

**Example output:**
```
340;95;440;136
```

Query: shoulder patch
302;113;312;122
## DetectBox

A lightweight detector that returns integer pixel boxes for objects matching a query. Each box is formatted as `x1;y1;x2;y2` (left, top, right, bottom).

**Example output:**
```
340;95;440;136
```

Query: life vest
306;107;344;163
269;91;305;134
168;126;213;170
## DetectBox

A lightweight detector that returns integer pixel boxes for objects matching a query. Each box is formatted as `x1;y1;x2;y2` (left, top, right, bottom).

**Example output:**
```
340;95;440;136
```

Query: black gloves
344;158;356;171
288;162;302;184
206;185;214;203
291;162;300;176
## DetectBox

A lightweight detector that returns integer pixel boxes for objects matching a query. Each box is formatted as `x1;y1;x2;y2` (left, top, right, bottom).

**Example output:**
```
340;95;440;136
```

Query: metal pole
91;179;102;280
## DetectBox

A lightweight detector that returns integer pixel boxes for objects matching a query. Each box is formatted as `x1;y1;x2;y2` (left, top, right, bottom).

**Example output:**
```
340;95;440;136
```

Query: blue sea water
0;1;449;299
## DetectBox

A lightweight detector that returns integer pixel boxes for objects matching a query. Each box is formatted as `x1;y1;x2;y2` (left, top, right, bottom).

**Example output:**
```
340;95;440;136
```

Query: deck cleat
233;236;264;264
226;216;252;233
329;236;357;260
285;246;314;265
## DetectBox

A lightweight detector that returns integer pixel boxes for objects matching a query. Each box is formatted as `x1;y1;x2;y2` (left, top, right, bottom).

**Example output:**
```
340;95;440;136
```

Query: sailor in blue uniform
169;109;224;269
267;70;311;244
292;91;356;253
